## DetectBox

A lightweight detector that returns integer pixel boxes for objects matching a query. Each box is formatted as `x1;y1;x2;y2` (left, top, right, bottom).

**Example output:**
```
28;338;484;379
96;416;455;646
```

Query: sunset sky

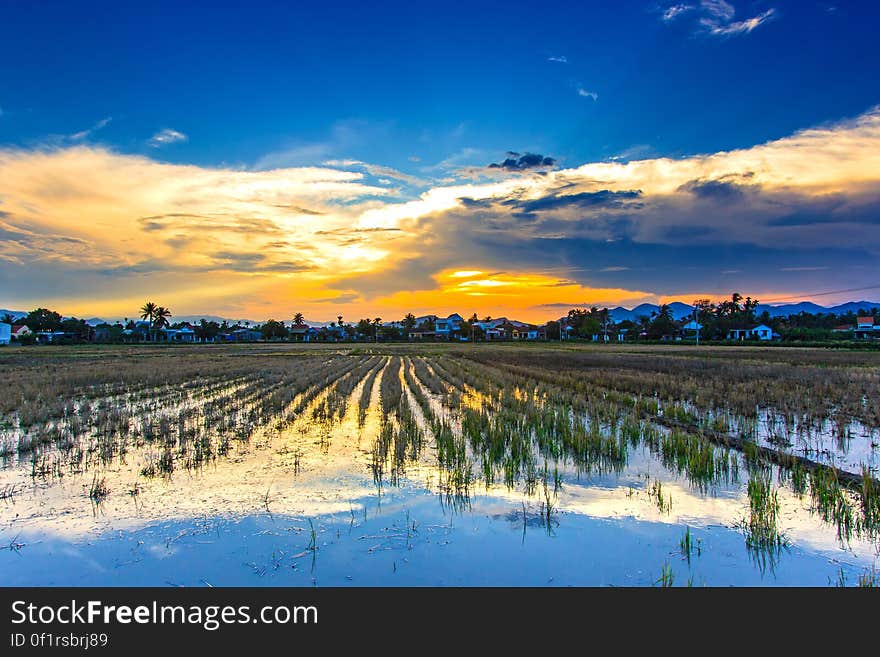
1;1;879;323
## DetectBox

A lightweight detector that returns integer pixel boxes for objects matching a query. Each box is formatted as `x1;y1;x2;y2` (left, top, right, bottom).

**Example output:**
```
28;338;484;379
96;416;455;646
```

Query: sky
1;0;879;323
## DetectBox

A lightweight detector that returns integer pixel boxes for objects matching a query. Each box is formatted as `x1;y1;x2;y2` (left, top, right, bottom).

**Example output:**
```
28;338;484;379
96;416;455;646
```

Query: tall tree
140;301;157;324
153;306;172;341
356;319;372;337
24;308;63;332
372;317;382;342
293;312;305;325
261;319;288;340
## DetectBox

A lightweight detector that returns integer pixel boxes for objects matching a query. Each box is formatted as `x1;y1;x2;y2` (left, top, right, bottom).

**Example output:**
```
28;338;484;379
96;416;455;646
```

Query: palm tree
293;312;305;325
1;313;15;325
153;306;172;341
140;302;157;322
139;302;157;341
372;317;382;342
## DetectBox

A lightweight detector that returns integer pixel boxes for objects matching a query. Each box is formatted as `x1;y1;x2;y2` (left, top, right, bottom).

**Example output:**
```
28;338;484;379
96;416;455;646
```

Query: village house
681;320;703;336
511;325;546;340
12;324;31;340
855;316;879;338
407;330;437;340
288;323;318;342
435;313;464;337
226;328;263;342
161;326;196;342
0;322;10;345
726;324;775;341
35;331;69;344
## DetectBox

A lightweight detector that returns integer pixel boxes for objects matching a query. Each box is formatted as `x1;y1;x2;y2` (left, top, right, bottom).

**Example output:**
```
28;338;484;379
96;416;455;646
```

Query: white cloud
322;159;425;186
662;1;777;37
662;4;693;21
3;107;880;317
704;8;776;36
577;88;598;100
547;55;568;63
701;0;735;21
149;128;188;147
69;117;112;141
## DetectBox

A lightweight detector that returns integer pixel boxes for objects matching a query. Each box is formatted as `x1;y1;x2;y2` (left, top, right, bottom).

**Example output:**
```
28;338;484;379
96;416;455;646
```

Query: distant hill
608;300;880;322
609;302;699;322
0;309;28;321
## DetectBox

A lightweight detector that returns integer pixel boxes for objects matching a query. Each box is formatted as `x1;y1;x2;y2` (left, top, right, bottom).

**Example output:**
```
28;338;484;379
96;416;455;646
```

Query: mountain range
607;301;880;322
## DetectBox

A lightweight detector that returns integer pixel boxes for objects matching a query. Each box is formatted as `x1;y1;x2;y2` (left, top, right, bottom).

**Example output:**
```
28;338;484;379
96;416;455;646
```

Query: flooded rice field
1;344;879;586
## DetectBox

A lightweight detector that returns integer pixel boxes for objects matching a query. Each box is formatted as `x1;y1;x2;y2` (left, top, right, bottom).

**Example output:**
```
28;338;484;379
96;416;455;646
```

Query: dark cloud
272;205;326;215
456;189;642;215
94;254;315;277
314;227;403;235
210;251;314;273
677;178;751;200
488;152;556;171
137;214;283;235
312;293;360;304
515;190;642;212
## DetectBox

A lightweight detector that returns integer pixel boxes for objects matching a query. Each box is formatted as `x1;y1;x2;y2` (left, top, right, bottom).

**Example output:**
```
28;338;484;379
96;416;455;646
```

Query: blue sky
3;1;876;170
1;1;879;320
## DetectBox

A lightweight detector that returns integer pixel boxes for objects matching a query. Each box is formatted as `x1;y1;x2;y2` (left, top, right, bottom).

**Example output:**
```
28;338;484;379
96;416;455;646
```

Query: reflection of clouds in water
1;352;877;582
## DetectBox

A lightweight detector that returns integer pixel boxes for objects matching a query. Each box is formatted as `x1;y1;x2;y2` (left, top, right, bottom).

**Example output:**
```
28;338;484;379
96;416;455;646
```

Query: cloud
149;128;187;147
662;4;694;21
3;107;880;320
488;152;557;172
69;117;112;141
323;159;425;186
701;0;735;21
703;8;776;36
662;1;777;37
577;88;598;100
312;293;361;304
0;145;400;316
547;55;568;63
676;177;753;199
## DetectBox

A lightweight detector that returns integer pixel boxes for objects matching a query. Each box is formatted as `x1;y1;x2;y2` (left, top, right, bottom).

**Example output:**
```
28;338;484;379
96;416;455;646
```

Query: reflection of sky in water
1;358;878;586
1;490;874;587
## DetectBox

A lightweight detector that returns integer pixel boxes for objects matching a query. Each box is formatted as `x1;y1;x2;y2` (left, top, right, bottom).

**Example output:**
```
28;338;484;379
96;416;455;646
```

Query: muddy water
1;356;878;586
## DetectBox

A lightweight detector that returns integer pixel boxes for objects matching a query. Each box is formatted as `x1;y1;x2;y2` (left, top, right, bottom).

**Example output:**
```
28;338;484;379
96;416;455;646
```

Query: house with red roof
855;316;878;338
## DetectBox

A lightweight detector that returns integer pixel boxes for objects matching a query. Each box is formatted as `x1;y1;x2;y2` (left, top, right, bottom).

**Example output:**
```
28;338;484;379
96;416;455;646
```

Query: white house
511;326;545;340
0;322;10;345
727;324;774;341
161;327;196;342
12;324;31;339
